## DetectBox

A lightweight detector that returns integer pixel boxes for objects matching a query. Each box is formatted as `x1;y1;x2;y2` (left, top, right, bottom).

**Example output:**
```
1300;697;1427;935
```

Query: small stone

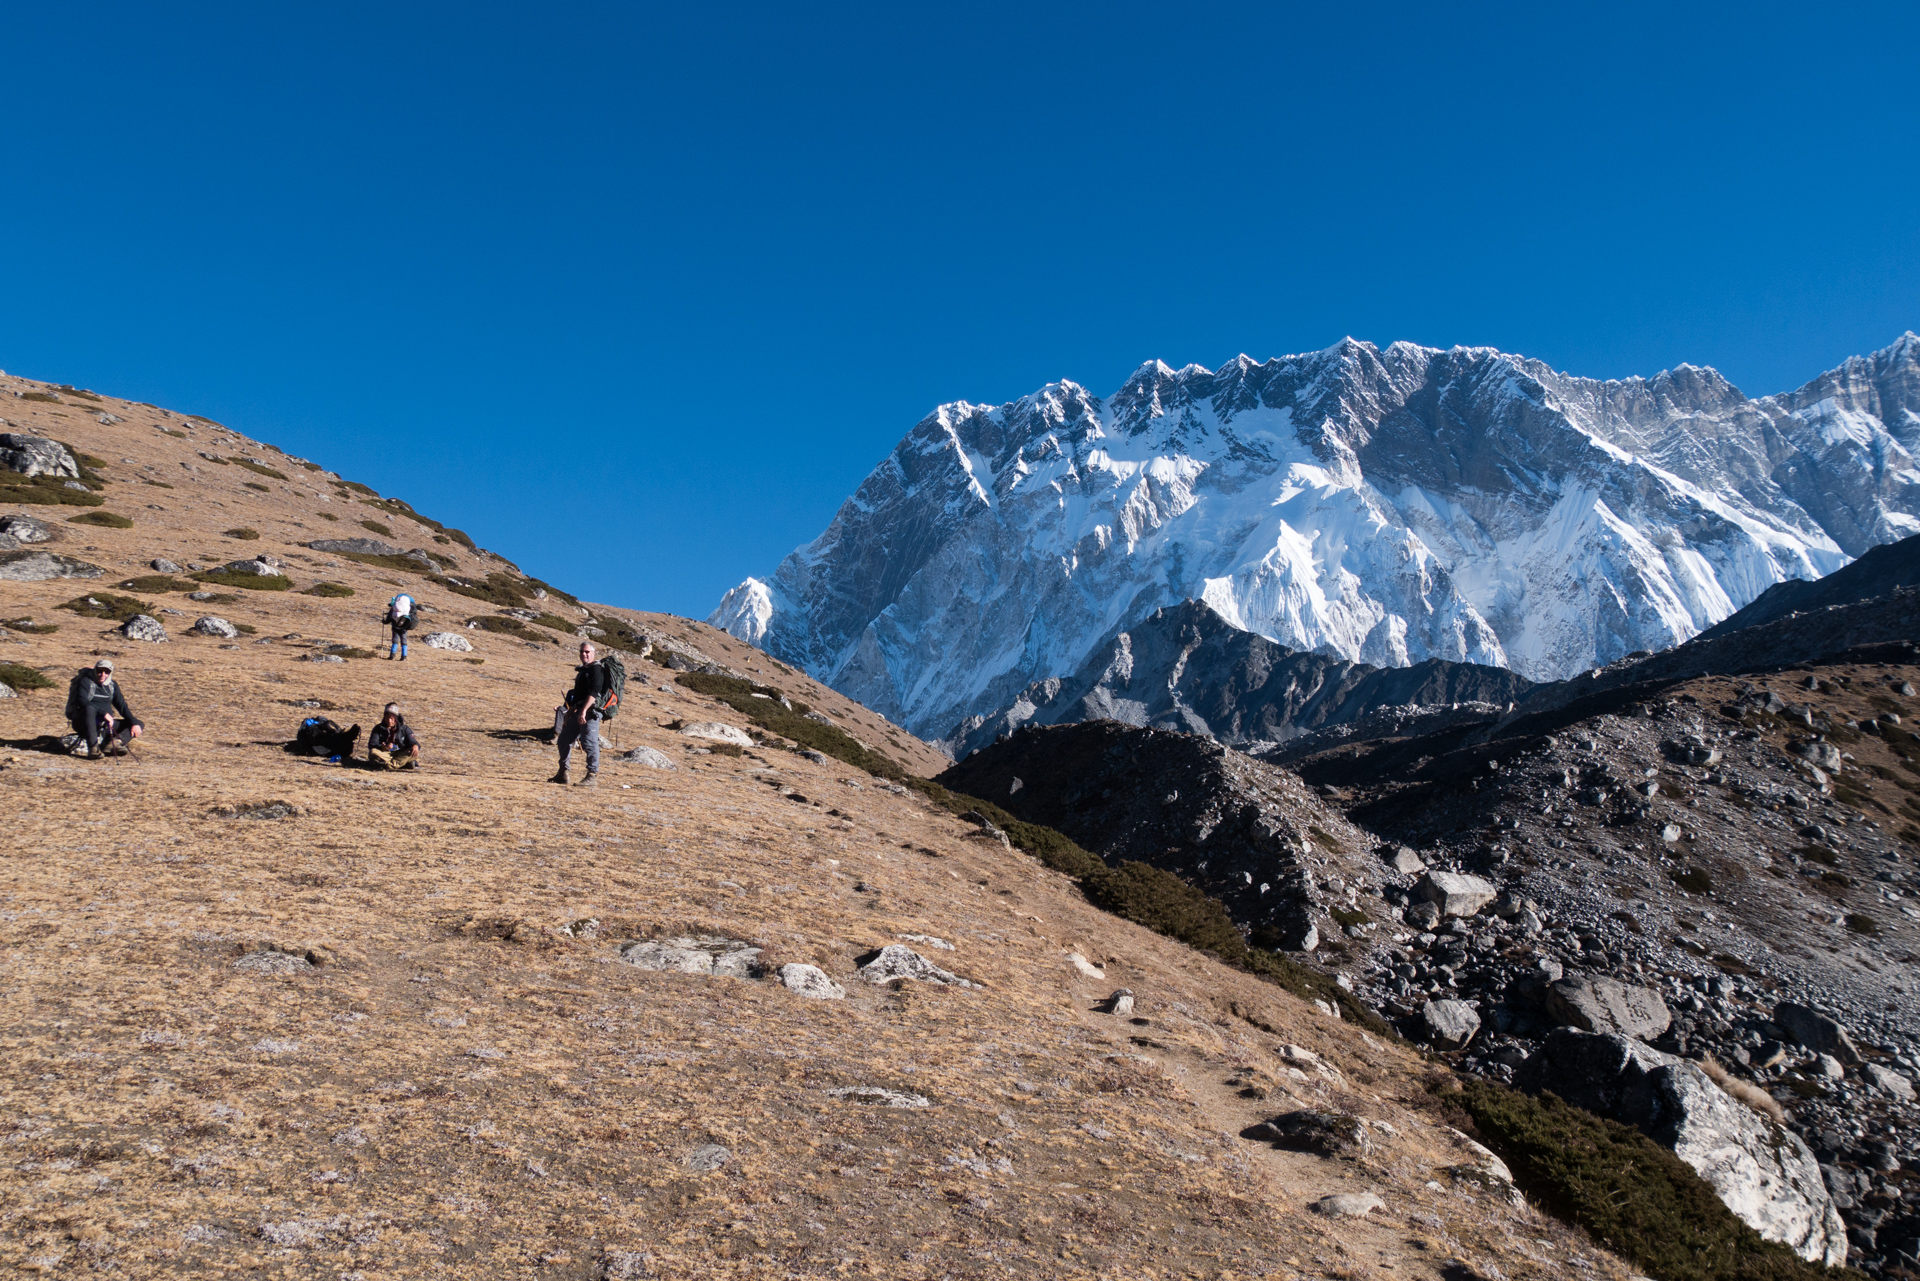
1104;989;1135;1016
0;682;15;699
1662;823;1683;843
855;944;979;988
1384;845;1426;875
1861;1063;1914;1101
1308;1192;1383;1218
621;745;676;769
120;613;169;642
775;963;845;1000
1067;952;1105;979
189;616;238;638
1422;998;1482;1050
303;652;345;663
1813;1053;1846;1080
825;1085;931;1108
150;558;180;573
679;721;754;747
1416;871;1498;917
684;1144;732;1171
233;950;313;975
420;631;474;652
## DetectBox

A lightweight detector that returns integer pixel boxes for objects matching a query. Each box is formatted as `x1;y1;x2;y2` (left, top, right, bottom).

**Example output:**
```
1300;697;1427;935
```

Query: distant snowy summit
712;333;1920;740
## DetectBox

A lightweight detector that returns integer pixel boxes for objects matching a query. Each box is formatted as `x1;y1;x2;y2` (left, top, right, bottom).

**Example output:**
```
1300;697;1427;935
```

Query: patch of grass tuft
243;481;270;493
233;459;287;481
1454;1077;1853;1281
1670;867;1713;894
57;592;152;621
1308;825;1342;852
302;582;355;598
0;662;55;692
316;512;338;521
2;617;58;635
116;575;184;593
333;479;378;497
191;569;291;592
65;510;133;528
0;473;105;506
437;572;531;607
1845;913;1880;936
360;520;394;537
468;616;550;642
223;527;260;540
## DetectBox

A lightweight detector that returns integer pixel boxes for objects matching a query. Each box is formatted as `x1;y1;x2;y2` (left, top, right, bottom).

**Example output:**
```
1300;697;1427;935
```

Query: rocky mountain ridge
716;333;1920;740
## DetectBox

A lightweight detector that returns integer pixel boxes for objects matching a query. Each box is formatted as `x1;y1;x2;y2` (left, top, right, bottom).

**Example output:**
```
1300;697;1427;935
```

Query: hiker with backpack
552;640;624;786
383;592;415;661
64;658;143;759
366;703;421;769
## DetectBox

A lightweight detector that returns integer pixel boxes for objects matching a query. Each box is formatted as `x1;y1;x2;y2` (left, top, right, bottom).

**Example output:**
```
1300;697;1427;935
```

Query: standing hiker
64;658;143;759
366;703;421;769
383;592;415;661
552;640;625;786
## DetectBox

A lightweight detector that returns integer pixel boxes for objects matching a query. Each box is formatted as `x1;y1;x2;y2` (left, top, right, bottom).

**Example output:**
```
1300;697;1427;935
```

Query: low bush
116;575;184;593
302;582;355;598
530;612;575;634
2;617;58;634
1670;867;1713;893
1846;913;1880;936
161;428;187;439
233;459;288;481
1453;1077;1853;1281
56;385;102;402
0;473;105;506
234;623;258;635
243;481;270;493
0;662;54;692
224;527;260;540
438;572;532;607
66;511;133;528
191;569;291;591
469;616;547;642
361;520;394;537
316;511;338;521
677;671;905;778
524;576;579;607
333;647;376;660
334;479;378;497
57;592;152;620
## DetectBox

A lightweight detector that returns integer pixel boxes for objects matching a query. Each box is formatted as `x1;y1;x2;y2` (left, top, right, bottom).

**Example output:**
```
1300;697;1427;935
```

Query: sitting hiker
552;640;608;786
295;716;360;758
366;703;421;769
64;658;143;759
383;592;415;662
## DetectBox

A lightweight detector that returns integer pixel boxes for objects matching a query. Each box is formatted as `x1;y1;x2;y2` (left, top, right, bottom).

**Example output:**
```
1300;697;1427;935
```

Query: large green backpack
597;653;628;720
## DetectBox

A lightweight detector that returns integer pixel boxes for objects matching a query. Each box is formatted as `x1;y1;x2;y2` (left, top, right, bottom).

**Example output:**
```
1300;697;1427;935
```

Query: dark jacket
67;671;138;731
567;661;609;713
368;716;419;755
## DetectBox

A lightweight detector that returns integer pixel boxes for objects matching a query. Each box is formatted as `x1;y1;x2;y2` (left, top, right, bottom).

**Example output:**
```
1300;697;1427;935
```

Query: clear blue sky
3;2;1916;616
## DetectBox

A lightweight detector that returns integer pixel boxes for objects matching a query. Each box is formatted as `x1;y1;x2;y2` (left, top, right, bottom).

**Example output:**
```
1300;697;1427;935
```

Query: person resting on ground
64;658;143;759
366;703;421;769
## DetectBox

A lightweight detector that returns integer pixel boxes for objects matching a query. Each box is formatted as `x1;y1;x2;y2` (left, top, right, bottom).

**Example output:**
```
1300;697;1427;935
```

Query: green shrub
1671;868;1714;894
191;569;291;592
0;662;54;692
19;391;61;403
524;576;578;606
161;428;187;439
187;415;222;426
530;612;575;634
66;510;133;528
1845;913;1880;936
202;454;231;465
469;615;547;641
677;671;906;778
334;479;378;497
333;646;375;660
233;459;288;481
223;527;260;540
317;512;338;521
361;520;394;537
234;623;258;635
56;385;102;402
0;473;105;506
1455;1078;1855;1281
302;582;355;598
437;572;531;607
57;592;152;621
142;479;175;489
2;617;58;635
243;481;270;493
116;575;183;593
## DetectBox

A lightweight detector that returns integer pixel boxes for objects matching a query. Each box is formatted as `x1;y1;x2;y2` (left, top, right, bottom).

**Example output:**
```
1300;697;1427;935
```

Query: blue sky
3;2;1916;615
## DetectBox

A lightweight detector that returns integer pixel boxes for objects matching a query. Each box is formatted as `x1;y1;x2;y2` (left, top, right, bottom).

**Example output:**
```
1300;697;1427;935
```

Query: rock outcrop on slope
944;597;1532;758
717;333;1920;738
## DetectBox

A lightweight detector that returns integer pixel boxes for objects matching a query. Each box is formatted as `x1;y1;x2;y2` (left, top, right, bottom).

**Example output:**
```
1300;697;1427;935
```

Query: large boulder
0;434;78;479
0;514;53;543
306;538;403;556
1773;1002;1860;1065
855;944;979;988
1517;1029;1847;1265
1422;998;1482;1049
120;614;168;643
420;631;473;652
680;721;754;747
188;616;239;639
1416;871;1498;917
0;550;104;582
1543;976;1671;1039
620;936;761;978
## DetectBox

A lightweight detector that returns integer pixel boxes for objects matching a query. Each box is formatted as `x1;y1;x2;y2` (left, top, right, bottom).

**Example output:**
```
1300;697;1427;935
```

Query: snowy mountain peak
715;335;1920;740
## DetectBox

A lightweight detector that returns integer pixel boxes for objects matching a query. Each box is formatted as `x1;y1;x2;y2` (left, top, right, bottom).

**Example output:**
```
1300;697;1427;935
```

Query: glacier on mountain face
711;333;1920;741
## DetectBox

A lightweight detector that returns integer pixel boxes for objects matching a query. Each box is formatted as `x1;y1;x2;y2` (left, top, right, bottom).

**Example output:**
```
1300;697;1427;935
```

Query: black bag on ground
295;717;361;757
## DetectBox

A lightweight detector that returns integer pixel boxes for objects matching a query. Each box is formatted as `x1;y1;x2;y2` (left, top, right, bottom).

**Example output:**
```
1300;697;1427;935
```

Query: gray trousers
555;708;601;773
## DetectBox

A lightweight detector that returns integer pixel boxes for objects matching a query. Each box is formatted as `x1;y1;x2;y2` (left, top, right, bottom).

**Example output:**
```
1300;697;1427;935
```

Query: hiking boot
85;746;104;760
579;770;599;788
108;741;128;757
550;768;569;785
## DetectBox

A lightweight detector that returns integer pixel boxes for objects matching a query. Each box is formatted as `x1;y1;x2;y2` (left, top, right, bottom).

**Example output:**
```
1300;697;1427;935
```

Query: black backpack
598;654;627;720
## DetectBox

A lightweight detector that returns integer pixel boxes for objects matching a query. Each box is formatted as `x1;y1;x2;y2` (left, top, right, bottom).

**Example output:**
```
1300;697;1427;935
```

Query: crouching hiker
552;640;625;787
366;703;421;769
64;658;143;759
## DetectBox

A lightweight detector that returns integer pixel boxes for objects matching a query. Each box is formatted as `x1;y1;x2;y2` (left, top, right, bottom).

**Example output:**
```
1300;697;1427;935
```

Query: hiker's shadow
2;734;72;756
479;727;556;745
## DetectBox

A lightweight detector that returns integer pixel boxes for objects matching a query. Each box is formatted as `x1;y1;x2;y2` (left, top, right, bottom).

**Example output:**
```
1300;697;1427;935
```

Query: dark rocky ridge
1696;533;1920;642
944;598;1533;758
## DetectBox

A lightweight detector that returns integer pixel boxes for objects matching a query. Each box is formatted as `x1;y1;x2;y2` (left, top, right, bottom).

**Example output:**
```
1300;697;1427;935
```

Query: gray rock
120;614;168;643
1104;989;1135;1016
302;653;345;663
684;1144;732;1171
621;936;762;978
1794;740;1844;772
1812;1053;1846;1080
0;550;104;582
187;590;215;601
824;1085;931;1108
621;745;676;769
1422;998;1482;1050
233;950;314;975
1245;1109;1373;1157
679;721;754;747
1517;1029;1847;1264
1384;845;1426;875
1416;871;1498;918
0;681;16;699
1861;1063;1914;1100
0;434;79;479
0;514;53;543
222;557;283;578
1543;976;1671;1039
1774;1002;1860;1065
855;944;979;988
0;532;19;551
1308;1192;1383;1218
1661;823;1683;843
420;631;473;652
775;963;845;999
305;538;402;556
1404;900;1442;930
800;749;829;765
188;616;239;639
150;558;180;573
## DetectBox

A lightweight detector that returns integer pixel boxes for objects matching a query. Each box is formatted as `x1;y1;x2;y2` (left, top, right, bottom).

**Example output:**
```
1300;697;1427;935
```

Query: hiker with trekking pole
551;640;625;787
64;658;143;760
383;591;415;661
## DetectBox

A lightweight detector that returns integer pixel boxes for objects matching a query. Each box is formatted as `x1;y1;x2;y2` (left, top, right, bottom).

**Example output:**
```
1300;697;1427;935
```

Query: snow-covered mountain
712;333;1920;740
